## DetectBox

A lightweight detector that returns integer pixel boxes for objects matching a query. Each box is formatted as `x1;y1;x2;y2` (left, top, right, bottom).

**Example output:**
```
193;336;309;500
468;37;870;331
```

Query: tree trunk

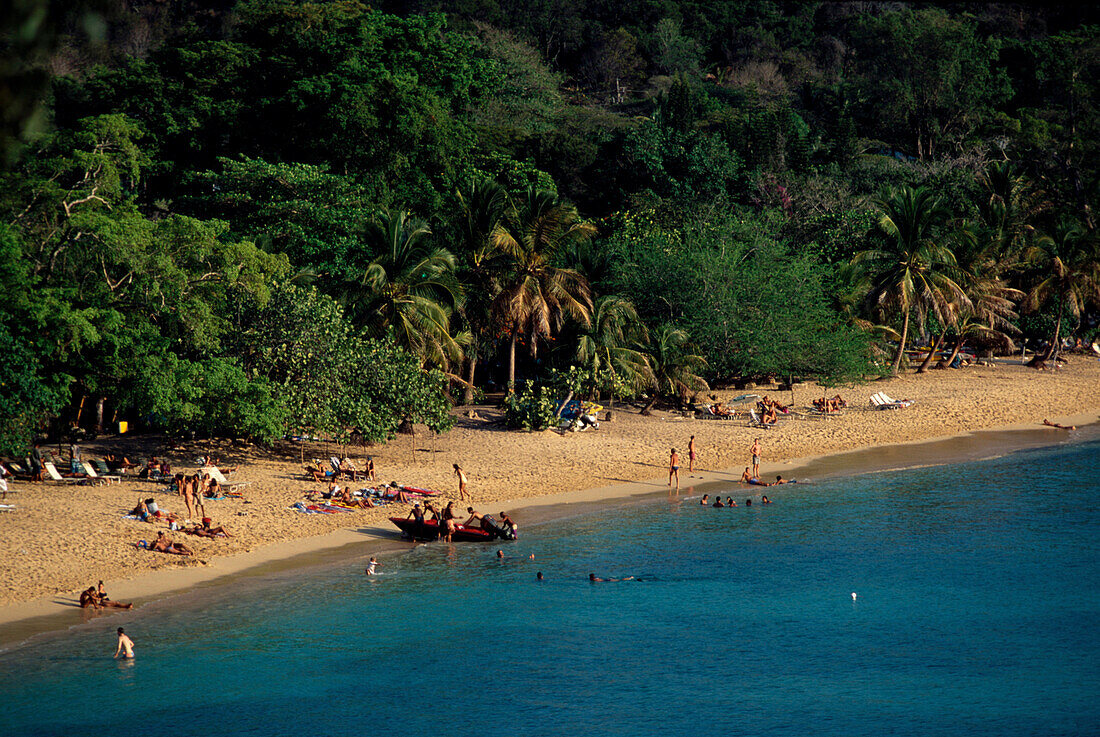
1043;316;1062;361
944;338;965;369
95;397;105;434
891;309;911;375
917;332;945;373
462;355;477;405
554;390;574;419
640;396;657;416
508;325;519;392
74;392;86;427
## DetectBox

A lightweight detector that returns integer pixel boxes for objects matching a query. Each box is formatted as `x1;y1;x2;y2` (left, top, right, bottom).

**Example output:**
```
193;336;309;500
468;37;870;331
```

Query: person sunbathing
1042;419;1076;430
184;517;233;538
336;486;371;508
149;531;194;556
762;406;779;425
381;483;414;504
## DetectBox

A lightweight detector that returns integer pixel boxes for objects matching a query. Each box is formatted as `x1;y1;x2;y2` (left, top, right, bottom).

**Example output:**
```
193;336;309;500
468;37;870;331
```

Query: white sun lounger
869;392;914;409
44;462;82;483
200;466;250;494
83;461;121;485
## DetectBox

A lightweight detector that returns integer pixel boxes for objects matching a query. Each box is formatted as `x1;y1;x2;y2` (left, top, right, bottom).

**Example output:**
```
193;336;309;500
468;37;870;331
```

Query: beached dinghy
390;517;503;542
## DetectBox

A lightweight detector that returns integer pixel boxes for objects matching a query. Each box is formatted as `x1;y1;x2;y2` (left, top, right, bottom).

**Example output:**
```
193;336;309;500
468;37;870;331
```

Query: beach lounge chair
201;466;250;494
869;392;913;410
43;462;83;484
749;410;773;429
92;459;122;479
83;461;121;485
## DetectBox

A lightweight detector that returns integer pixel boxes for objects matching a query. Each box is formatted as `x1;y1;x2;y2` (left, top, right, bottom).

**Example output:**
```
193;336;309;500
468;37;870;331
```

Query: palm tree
1023;220;1100;361
853;186;969;375
453;179;508;402
937;221;1023;368
641;325;709;415
342;208;466;368
491;187;596;390
574;295;654;400
976;161;1048;262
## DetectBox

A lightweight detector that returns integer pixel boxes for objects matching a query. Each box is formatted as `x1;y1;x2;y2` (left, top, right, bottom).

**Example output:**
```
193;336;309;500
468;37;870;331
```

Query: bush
503;383;558;431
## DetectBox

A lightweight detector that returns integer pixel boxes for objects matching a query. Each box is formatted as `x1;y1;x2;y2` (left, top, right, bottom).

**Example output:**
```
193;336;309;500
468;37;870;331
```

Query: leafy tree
650;18;701;76
237;284;455;442
182;157;372;275
491;187;595;389
845;7;1012;158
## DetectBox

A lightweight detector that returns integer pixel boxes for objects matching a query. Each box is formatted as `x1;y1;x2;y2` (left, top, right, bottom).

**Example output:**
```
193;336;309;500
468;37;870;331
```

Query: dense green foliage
1;1;1099;452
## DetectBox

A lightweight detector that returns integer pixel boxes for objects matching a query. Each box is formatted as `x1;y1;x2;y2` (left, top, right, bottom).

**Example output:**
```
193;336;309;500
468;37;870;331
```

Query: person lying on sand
336;486;373;508
1042;419;1076;430
381;483;414;504
149;531;194;556
184;517;233;538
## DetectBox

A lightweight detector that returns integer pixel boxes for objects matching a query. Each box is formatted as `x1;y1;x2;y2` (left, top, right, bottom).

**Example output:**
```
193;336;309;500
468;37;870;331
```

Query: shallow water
2;439;1098;736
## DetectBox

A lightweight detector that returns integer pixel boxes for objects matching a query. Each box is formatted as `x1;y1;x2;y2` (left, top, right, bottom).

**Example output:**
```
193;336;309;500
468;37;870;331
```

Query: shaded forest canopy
1;1;1098;451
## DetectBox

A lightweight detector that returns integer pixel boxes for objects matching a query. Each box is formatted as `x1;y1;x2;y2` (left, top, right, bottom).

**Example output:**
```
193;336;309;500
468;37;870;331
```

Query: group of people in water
700;493;771;507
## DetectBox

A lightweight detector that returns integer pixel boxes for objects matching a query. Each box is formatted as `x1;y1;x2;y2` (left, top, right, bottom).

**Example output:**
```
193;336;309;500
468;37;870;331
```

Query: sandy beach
1;356;1098;634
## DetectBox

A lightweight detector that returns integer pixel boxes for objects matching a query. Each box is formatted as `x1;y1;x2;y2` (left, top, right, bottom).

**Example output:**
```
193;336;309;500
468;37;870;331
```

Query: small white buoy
851;592;858;601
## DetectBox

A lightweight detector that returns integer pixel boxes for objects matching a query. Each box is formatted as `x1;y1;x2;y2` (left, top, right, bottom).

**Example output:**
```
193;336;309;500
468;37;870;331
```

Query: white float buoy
851;592;857;601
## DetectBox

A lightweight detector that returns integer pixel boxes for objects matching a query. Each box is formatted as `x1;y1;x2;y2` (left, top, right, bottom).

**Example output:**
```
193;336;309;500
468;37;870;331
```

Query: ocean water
1;438;1098;737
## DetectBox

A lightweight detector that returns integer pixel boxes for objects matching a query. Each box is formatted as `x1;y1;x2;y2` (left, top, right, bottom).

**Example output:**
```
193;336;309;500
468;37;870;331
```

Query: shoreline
2;412;1095;651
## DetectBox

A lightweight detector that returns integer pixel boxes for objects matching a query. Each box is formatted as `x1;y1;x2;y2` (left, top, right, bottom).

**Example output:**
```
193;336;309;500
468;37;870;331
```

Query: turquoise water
2;439;1098;736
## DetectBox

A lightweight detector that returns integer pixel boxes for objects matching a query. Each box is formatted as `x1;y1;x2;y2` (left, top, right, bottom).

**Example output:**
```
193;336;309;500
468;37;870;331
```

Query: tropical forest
2;0;1099;452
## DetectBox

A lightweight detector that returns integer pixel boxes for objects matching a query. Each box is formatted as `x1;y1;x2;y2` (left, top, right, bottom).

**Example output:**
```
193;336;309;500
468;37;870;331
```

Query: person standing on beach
750;438;762;478
669;448;680;491
114;628;135;659
454;464;470;501
688;436;697;474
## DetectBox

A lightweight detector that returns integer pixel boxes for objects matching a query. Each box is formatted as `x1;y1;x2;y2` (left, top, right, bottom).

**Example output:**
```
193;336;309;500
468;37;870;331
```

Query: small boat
389;517;498;542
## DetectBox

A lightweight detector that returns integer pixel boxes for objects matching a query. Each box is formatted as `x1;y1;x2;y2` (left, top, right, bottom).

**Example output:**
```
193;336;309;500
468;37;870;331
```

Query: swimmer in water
589;573;635;583
365;557;379;575
700;494;709;505
114;627;135;659
536;572;544;581
762;495;771;504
